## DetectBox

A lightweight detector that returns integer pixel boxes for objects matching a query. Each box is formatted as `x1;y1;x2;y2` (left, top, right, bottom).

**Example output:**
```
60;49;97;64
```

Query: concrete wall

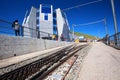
0;35;72;60
56;8;70;41
23;7;37;38
56;8;64;38
39;5;53;37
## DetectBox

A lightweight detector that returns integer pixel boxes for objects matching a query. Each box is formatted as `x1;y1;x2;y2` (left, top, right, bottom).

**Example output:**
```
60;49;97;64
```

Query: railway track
0;44;88;80
43;53;78;80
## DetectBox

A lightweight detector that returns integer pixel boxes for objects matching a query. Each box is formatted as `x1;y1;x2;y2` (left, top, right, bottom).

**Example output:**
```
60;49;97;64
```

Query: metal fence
0;19;53;40
108;32;120;46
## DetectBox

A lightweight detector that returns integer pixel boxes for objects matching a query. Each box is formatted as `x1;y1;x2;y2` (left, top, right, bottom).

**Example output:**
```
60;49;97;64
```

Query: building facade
22;7;37;38
22;4;72;41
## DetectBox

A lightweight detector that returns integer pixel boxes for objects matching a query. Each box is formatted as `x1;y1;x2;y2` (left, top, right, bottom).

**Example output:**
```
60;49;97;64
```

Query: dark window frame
42;6;51;13
44;14;48;20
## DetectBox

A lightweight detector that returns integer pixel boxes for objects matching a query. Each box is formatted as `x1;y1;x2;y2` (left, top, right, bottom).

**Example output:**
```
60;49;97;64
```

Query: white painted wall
56;8;70;41
56;8;64;39
39;5;53;37
22;7;37;38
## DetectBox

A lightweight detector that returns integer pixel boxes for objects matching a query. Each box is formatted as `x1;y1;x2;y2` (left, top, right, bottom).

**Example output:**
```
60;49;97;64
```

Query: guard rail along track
0;44;88;80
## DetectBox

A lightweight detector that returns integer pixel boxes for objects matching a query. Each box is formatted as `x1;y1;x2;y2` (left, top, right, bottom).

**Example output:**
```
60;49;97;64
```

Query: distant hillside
74;32;98;39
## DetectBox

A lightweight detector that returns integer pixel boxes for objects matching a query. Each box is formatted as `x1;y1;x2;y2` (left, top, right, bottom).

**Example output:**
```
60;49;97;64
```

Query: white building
55;8;71;41
22;4;72;41
39;5;53;38
22;7;37;38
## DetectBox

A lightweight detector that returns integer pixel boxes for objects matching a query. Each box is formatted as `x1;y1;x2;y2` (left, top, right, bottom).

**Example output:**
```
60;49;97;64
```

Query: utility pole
111;0;118;45
104;18;109;44
104;18;108;35
72;24;75;41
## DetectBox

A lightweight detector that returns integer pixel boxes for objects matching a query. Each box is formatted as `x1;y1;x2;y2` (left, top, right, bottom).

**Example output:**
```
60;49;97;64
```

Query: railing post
21;26;24;37
114;34;117;45
48;33;50;40
38;31;40;38
108;36;110;45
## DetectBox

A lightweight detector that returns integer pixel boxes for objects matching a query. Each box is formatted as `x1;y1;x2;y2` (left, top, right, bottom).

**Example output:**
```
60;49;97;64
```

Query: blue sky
0;0;120;38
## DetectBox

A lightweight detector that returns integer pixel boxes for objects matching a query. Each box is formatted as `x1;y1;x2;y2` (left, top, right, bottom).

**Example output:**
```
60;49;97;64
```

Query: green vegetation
74;32;98;40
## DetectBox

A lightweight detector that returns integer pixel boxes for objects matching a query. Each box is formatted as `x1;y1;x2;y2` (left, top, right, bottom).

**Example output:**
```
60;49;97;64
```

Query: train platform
77;42;120;80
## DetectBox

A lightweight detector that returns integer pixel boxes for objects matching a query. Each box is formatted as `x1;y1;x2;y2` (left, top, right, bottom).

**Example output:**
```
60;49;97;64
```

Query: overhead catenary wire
62;0;103;11
74;19;104;26
72;19;109;37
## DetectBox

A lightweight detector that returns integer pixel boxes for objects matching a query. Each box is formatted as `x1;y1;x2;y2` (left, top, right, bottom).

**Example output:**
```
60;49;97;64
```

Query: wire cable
74;19;104;26
62;0;103;11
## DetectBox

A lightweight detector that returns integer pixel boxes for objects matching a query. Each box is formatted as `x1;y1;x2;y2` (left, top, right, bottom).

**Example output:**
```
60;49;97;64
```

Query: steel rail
0;44;87;80
0;45;74;80
30;44;88;80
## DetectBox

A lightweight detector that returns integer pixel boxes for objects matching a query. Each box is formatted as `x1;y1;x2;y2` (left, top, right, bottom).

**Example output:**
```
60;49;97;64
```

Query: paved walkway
77;42;120;80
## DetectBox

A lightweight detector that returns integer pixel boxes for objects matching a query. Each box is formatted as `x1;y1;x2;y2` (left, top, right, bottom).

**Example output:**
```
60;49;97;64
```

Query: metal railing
108;32;120;46
0;19;53;40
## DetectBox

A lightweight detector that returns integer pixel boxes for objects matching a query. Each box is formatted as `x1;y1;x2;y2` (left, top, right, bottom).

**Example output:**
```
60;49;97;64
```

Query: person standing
12;20;20;36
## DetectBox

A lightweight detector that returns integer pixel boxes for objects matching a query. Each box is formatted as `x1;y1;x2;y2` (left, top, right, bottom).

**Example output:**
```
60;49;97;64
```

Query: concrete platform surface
77;42;120;80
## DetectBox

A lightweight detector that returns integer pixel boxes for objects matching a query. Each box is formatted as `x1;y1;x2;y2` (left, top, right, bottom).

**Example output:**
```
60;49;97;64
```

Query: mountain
74;32;98;40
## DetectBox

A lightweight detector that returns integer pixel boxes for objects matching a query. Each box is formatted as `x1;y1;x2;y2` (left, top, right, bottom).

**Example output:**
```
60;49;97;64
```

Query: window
42;6;51;13
53;12;56;18
53;19;56;24
53;27;57;31
44;15;48;20
36;19;39;24
36;12;39;17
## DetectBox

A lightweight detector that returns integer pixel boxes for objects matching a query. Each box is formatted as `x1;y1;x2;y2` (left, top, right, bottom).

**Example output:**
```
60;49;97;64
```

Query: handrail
108;32;120;46
0;19;54;39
